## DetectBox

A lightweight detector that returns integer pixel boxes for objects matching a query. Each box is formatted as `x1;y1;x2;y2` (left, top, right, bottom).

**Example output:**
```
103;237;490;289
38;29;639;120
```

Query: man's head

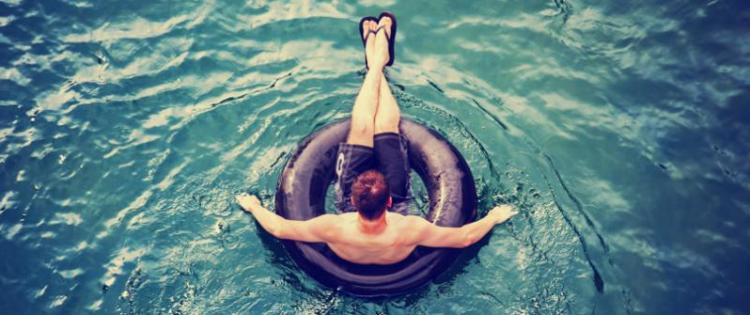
351;170;391;221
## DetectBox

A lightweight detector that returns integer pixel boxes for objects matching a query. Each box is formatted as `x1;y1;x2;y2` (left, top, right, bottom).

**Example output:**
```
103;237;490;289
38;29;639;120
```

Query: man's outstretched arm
407;205;517;248
236;193;337;243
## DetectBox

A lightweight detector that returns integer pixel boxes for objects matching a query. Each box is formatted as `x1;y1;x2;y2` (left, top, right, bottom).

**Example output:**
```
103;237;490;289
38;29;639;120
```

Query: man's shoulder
389;213;430;232
304;213;349;242
389;212;427;223
312;213;351;225
311;213;355;232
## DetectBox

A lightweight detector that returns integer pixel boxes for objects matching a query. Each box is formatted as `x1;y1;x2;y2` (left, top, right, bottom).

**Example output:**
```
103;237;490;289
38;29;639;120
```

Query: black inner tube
275;118;477;297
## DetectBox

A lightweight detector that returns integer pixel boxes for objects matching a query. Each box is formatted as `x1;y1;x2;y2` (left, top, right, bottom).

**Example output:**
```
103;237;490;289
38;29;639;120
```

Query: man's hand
487;204;518;224
236;193;261;213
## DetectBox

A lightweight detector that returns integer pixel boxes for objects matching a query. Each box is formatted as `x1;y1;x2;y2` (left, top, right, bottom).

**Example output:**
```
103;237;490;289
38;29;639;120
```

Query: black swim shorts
334;132;411;215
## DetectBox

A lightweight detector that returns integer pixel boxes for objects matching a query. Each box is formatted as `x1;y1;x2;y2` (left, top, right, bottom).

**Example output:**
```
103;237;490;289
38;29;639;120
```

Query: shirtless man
236;13;517;265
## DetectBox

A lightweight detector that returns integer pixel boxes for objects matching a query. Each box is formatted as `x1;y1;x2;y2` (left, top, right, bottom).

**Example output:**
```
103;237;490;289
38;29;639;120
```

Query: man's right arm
407;205;517;248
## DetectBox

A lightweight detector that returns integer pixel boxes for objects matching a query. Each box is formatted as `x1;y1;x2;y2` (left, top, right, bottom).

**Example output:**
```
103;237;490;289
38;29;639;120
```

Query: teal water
1;0;749;313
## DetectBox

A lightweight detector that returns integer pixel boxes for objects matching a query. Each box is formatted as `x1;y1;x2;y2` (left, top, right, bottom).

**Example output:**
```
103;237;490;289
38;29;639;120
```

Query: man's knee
374;113;400;133
348;117;375;146
351;116;374;134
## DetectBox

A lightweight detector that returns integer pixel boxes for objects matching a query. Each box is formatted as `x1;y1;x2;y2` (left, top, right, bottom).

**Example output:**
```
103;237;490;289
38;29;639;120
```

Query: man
236;13;517;265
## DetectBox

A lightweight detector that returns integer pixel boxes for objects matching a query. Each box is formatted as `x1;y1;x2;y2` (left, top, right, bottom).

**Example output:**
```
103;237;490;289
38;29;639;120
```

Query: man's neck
357;213;387;235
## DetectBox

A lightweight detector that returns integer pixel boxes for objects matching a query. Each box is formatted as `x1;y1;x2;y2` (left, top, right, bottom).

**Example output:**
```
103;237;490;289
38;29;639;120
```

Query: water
1;0;749;313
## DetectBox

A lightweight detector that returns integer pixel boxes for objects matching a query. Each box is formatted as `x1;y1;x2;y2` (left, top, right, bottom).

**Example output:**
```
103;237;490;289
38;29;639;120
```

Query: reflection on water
1;0;748;314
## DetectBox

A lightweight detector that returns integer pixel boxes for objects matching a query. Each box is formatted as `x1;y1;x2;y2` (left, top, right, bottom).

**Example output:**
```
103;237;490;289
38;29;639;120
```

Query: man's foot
377;12;396;67
369;16;392;70
362;19;378;70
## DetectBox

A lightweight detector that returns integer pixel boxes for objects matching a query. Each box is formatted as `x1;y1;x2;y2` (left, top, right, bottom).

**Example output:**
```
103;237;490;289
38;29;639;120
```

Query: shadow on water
543;153;606;293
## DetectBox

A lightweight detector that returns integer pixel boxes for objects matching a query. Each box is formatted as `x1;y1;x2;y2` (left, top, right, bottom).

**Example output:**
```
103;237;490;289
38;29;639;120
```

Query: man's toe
379;17;392;38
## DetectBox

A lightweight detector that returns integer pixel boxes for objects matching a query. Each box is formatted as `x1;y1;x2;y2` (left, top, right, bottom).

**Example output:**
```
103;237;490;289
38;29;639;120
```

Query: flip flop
359;16;378;69
378;11;397;67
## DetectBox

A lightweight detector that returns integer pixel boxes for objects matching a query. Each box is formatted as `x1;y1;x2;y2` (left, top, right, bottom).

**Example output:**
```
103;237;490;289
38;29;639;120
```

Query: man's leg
347;19;383;147
372;15;410;214
374;75;400;134
373;15;399;135
335;19;384;212
347;70;383;147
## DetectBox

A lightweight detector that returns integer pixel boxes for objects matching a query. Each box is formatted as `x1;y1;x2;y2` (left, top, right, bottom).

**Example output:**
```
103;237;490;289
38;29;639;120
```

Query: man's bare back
326;212;417;264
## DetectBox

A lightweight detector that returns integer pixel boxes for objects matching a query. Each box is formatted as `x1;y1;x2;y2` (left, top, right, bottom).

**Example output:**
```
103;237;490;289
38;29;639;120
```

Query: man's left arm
236;193;336;242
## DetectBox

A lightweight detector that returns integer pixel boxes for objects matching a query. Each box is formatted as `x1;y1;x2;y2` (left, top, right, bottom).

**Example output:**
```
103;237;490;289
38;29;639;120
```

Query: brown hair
351;170;390;220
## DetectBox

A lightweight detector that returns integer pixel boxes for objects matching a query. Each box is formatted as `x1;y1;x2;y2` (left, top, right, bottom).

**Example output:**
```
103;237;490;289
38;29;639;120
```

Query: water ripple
1;0;748;314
